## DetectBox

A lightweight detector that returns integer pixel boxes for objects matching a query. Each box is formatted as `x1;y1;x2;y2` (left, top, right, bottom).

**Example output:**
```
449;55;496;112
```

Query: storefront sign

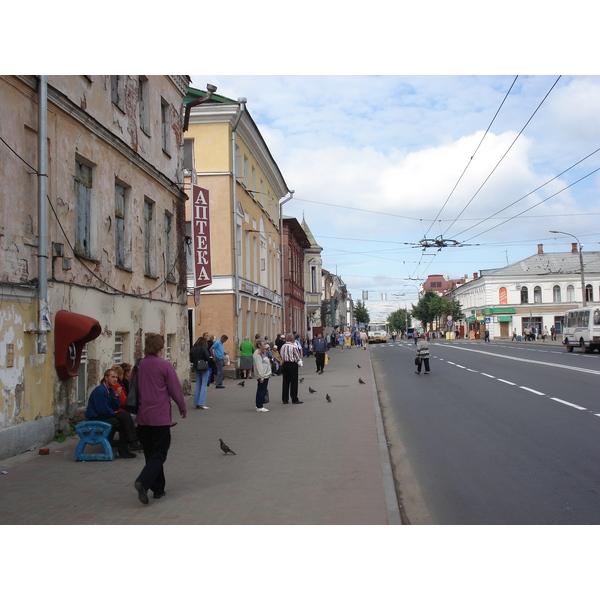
192;184;212;291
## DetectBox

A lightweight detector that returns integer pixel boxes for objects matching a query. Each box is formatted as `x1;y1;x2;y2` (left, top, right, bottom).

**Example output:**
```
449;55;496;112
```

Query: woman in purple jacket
134;333;187;505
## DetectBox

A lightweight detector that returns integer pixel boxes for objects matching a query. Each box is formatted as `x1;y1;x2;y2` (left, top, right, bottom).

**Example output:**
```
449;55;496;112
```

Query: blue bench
74;421;114;461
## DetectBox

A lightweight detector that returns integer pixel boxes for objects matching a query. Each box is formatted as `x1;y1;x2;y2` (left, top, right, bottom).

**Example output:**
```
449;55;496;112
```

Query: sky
189;74;600;321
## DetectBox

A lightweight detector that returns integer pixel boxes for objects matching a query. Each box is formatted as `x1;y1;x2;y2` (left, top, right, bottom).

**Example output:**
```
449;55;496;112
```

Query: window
243;155;249;186
161;97;170;155
567;285;575;302
534;286;542;303
138;76;150;134
184;139;194;171
586;284;594;302
74;161;92;257
185;221;193;276
520;286;529;304
165;334;175;361
164;211;174;282
111;75;125;111
144;198;157;277
311;265;318;293
553;285;561;303
113;333;124;364
115;182;131;269
431;281;442;288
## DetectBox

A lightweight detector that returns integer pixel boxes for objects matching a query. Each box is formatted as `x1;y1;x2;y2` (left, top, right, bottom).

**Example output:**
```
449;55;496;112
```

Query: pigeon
219;438;236;455
359;378;366;384
326;394;332;403
237;381;245;387
357;364;361;368
309;387;317;394
299;377;304;383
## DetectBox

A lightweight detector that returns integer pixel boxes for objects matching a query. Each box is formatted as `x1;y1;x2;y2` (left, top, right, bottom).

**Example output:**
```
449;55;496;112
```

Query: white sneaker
200;406;209;409
255;407;269;412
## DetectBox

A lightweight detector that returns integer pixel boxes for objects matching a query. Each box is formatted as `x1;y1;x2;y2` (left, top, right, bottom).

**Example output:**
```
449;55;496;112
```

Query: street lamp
550;230;586;306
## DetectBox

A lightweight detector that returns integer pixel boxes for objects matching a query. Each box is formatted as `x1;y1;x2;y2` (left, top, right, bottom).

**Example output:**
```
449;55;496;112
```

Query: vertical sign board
192;184;212;306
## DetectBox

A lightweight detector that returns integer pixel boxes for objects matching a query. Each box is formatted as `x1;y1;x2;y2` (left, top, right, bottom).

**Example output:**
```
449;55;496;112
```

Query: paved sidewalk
0;344;401;525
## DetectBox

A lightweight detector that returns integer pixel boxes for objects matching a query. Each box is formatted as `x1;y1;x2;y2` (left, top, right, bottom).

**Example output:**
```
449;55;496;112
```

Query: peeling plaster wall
1;75;190;457
0;297;55;458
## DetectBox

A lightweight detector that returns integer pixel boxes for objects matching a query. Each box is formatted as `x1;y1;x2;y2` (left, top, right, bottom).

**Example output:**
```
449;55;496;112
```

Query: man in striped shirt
280;333;303;404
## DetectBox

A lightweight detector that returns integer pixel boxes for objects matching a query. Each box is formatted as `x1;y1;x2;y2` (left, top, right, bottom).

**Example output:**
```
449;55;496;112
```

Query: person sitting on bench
85;368;139;458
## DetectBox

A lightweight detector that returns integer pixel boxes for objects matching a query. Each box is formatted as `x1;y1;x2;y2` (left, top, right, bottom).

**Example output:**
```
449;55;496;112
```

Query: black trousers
416;357;430;373
281;362;299;403
135;425;171;494
315;352;325;372
97;411;137;452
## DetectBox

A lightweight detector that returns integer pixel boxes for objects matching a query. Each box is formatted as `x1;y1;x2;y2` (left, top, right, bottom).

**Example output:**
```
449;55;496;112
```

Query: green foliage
354;300;370;325
412;291;464;331
388;308;411;333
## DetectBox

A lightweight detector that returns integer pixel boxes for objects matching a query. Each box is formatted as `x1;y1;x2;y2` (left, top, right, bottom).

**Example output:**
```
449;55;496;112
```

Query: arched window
553;285;561;303
567;285;575;302
586;284;593;303
520;286;529;304
534;286;542;303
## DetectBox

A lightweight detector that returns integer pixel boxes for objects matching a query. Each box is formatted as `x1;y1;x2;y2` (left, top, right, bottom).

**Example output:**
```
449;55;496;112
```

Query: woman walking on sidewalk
134;333;187;505
253;338;272;412
415;334;431;375
190;336;211;409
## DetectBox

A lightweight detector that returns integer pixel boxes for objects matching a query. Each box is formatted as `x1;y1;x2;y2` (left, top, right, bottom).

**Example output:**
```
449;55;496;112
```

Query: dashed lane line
550;397;587;411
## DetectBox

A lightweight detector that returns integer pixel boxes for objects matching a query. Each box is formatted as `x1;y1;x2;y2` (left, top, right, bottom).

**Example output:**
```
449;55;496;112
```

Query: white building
449;244;600;339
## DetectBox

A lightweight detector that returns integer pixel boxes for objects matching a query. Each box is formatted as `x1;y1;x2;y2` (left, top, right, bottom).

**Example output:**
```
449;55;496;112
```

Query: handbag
263;389;270;404
325;353;329;365
124;358;142;414
414;356;420;366
196;359;209;372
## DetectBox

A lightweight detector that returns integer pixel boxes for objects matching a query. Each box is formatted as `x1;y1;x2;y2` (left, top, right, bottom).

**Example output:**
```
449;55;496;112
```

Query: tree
354;300;370;326
412;291;464;332
388;308;411;334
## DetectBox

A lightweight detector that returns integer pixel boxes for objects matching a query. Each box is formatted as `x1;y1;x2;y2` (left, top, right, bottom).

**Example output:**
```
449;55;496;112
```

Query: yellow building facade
184;89;292;371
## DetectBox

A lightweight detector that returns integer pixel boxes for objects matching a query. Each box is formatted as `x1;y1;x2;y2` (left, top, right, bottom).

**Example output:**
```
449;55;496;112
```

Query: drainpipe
37;76;50;353
279;191;294;333
183;83;217;131
231;98;247;341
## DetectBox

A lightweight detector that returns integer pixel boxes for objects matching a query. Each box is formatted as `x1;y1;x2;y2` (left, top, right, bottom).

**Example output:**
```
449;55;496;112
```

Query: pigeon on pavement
309;387;317;394
299;377;304;383
357;364;361;368
359;378;366;384
326;394;332;402
237;381;245;387
219;438;236;455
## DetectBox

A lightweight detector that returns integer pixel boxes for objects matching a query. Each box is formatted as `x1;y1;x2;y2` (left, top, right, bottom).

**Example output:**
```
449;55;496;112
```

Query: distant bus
562;305;600;353
367;322;388;343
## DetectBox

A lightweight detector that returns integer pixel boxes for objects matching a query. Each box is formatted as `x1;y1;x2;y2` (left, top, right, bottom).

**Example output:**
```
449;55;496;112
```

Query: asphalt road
371;339;600;525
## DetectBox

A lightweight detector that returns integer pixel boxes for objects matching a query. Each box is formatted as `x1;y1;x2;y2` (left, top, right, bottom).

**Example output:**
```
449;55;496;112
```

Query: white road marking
446;345;600;376
456;365;466;369
520;386;545;395
497;379;516;385
549;397;587;411
481;373;495;378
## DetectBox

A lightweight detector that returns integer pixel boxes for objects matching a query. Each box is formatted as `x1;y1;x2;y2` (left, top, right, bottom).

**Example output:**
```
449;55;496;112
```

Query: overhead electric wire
451;146;600;239
442;75;563;238
462;165;600;242
423;75;519;239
